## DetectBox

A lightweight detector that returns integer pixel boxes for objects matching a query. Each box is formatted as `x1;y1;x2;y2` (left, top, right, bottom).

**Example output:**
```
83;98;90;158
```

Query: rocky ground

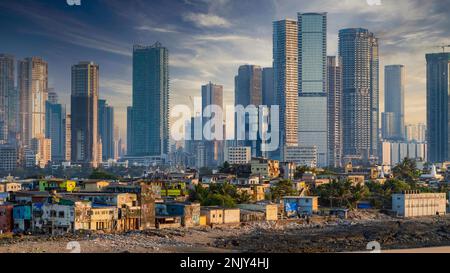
1;211;450;253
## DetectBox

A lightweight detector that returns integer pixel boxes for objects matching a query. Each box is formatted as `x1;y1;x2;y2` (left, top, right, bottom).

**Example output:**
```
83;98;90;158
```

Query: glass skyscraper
339;28;379;163
327;56;343;168
273;20;299;161
382;65;405;140
128;43;169;157
426;53;450;163
202;82;224;167
45;92;66;162
98;99;115;161
0;54;15;142
234;65;262;157
298;12;328;167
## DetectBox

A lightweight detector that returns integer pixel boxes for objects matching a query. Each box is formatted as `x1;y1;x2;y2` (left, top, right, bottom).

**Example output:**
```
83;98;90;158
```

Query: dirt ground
1;211;450;253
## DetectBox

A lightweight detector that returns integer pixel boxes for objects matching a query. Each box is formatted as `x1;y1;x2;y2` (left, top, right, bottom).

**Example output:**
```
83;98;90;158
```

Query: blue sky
1;0;449;139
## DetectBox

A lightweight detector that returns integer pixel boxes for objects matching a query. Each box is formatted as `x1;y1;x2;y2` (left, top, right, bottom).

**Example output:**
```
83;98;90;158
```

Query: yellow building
89;206;118;232
31;137;52;169
0;182;22;192
81;180;110;192
347;175;365;186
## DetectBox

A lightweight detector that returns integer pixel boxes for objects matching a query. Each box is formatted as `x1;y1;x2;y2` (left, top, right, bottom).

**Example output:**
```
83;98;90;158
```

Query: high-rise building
45;92;66;162
426;53;450;163
339;28;379;163
382;65;405;140
128;43;169;158
262;67;275;107
64;114;71;162
18;57;48;146
7;86;19;142
234;65;262;157
70;62;100;167
327;56;343;168
298;12;328;167
98;99;115;161
31;137;51;168
202;82;224;167
0;144;18;171
273;20;299;160
0;54;15;142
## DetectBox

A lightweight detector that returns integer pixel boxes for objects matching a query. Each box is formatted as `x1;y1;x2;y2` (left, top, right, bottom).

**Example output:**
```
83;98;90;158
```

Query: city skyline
1;0;448;140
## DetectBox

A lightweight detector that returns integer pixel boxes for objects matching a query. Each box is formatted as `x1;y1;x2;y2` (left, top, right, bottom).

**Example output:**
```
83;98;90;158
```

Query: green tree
392;158;420;184
270;180;298;201
89;169;118;180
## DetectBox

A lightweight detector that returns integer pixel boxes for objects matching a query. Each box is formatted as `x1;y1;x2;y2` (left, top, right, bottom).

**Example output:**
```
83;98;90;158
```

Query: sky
1;0;449;141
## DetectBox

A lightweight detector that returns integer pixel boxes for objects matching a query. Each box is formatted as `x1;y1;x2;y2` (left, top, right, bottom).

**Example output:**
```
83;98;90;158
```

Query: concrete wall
223;208;240;224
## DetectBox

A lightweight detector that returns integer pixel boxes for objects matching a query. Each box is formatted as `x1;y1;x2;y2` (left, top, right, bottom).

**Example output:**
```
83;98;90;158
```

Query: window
59;211;65;218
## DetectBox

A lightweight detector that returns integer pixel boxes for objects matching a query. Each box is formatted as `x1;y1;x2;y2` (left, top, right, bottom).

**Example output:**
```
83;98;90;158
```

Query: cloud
183;12;232;28
135;25;179;33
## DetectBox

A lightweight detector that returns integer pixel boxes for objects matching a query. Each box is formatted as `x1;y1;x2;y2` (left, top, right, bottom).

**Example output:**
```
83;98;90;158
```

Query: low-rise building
283;196;319;217
0;205;13;233
13;205;32;232
284;146;318;168
251;158;280;179
237;203;278;221
80;180;111;192
0;182;22;193
201;207;224;225
39;179;77;192
90;205;118;232
392;192;447;218
225;146;252;164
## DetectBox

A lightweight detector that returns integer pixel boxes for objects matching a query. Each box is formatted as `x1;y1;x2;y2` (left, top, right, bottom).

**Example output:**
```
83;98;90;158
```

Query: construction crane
439;45;450;53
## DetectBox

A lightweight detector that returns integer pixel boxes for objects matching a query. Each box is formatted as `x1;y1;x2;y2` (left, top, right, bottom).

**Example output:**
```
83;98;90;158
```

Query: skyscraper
128;43;169;158
71;61;100;167
273;20;299;160
98;99;115;161
0;54;14;142
339;28;379;163
202;82;224;167
18;57;48;146
426;53;450;163
298;12;328;167
45;92;66;162
64;114;71;162
262;67;275;107
327;56;343;168
234;65;262;157
383;65;405;140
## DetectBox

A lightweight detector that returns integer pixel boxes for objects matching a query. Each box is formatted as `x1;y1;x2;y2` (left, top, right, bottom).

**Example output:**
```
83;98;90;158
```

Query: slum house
79;180;111;192
201;207;241;226
237;203;279;222
13;205;32;232
0;204;13;233
283;196;319;217
39;179;77;192
139;183;159;230
60;192;141;231
0;182;22;193
157;202;201;228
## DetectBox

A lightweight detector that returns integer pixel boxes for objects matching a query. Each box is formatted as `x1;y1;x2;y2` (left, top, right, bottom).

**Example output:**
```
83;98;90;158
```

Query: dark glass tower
426;53;450;163
98;99;114;161
128;43;169;157
71;61;99;167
